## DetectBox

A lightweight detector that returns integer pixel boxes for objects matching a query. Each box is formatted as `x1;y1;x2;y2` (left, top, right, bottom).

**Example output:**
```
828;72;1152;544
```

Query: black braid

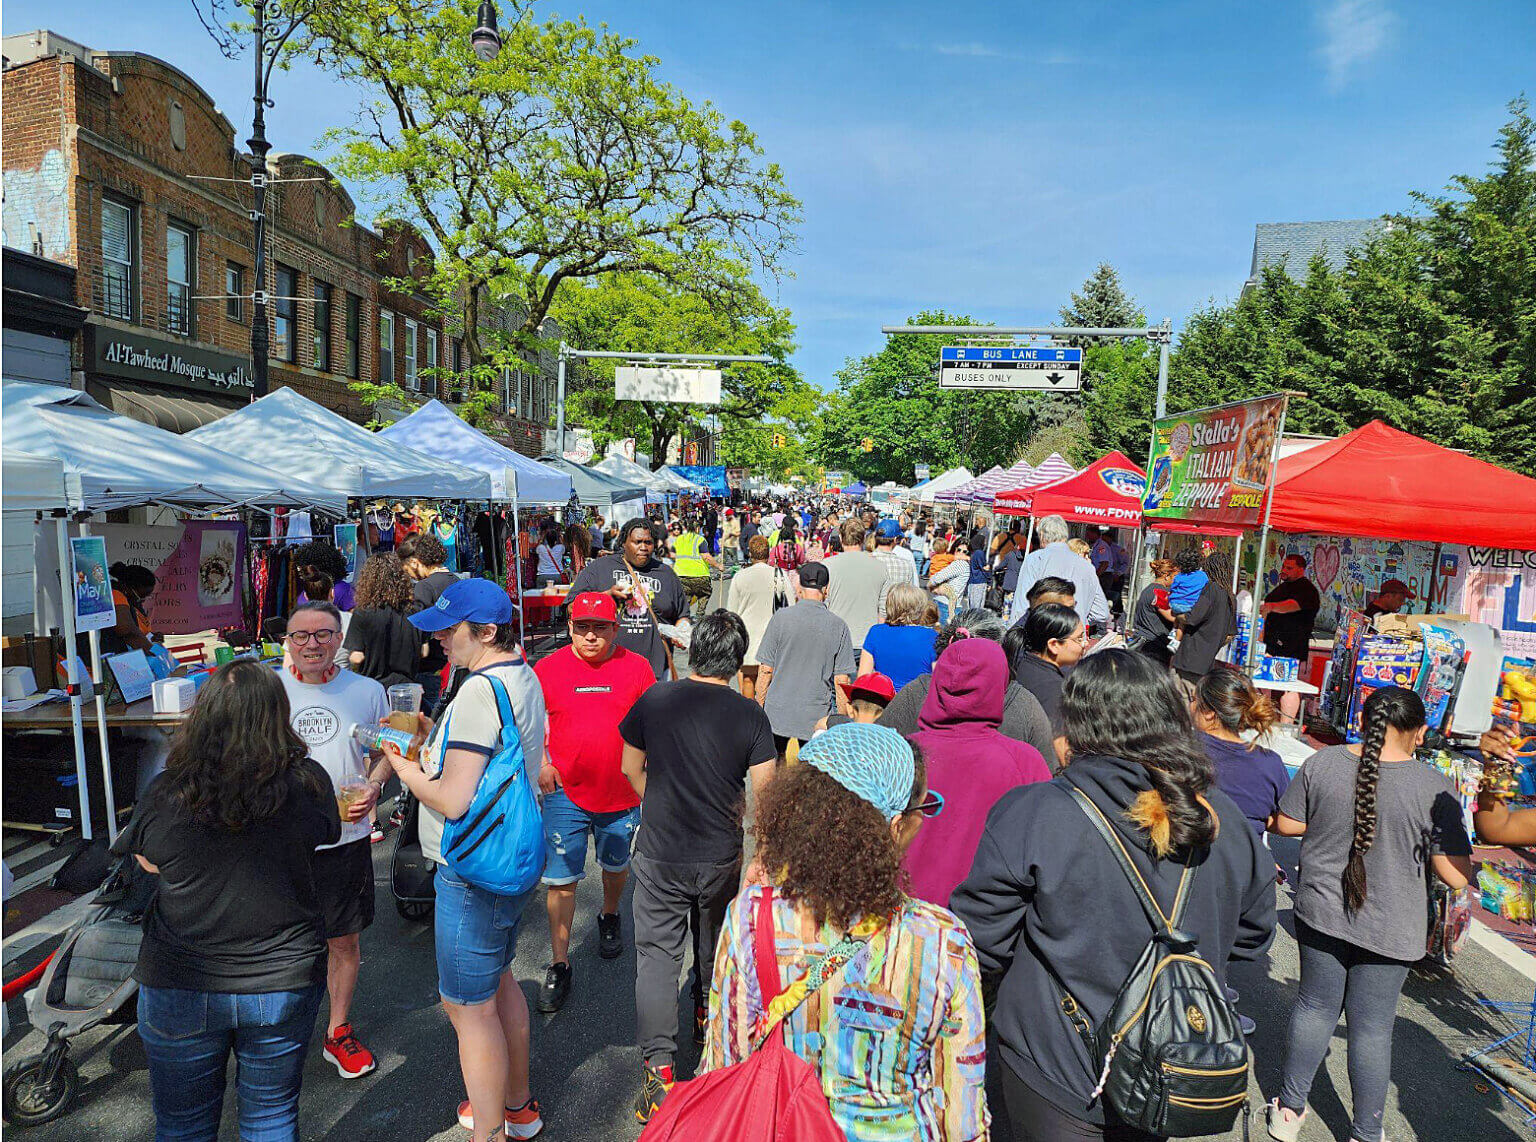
1342;686;1425;914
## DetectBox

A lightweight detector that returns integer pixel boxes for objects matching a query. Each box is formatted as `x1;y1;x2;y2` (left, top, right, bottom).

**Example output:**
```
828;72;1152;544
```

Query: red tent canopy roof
1264;420;1536;550
994;451;1148;527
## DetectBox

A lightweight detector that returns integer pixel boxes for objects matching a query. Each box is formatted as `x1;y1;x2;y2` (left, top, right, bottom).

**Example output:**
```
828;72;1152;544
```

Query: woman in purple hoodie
903;637;1052;907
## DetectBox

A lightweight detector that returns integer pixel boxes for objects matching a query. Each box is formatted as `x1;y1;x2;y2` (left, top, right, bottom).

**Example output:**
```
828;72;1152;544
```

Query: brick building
1;29;558;453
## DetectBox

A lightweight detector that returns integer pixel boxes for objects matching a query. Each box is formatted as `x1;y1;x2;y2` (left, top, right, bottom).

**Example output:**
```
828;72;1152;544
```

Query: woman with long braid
1265;687;1475;1142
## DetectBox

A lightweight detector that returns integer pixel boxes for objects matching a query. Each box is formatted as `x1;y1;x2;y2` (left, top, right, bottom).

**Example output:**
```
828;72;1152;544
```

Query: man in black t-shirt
1260;553;1322;661
619;611;776;1123
569;519;687;680
397;532;461;708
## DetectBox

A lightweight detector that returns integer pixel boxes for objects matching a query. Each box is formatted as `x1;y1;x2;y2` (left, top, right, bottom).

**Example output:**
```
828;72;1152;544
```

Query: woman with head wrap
698;724;990;1141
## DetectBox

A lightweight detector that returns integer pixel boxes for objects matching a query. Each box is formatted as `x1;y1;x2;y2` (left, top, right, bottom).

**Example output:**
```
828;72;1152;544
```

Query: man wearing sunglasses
280;602;391;1080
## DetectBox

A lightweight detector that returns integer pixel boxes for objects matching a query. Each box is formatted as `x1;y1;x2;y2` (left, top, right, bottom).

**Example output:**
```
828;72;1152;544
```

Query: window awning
87;379;243;433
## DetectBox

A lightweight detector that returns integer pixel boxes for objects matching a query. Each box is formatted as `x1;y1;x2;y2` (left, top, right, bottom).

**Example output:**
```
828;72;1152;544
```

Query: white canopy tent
376;399;572;504
2;383;348;847
4;381;347;514
188;387;492;500
654;466;705;494
914;466;975;505
592;452;674;497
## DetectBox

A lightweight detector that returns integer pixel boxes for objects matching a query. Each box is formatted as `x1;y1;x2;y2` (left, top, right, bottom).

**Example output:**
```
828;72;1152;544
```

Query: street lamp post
241;0;502;398
247;0;274;398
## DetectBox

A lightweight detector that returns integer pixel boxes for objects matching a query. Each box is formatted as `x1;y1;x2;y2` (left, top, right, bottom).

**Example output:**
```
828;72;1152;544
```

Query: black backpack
1061;783;1251;1137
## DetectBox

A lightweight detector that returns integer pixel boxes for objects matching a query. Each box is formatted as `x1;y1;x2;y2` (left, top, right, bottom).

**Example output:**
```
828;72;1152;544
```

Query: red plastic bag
640;889;847;1141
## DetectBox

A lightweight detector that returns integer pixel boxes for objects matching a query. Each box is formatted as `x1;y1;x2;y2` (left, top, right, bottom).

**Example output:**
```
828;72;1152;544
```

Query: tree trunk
650;422;675;470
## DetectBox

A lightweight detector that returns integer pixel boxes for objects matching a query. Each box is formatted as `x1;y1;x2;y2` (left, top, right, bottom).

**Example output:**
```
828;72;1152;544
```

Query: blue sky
6;0;1533;388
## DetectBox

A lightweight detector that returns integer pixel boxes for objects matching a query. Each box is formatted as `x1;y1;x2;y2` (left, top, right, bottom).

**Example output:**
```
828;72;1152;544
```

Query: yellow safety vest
673;533;709;577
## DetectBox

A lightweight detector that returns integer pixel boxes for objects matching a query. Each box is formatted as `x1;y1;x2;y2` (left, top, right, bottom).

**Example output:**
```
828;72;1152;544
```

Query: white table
1252;678;1320;697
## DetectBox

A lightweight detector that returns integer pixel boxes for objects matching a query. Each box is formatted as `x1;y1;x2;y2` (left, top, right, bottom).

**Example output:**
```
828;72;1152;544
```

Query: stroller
390;787;436;923
3;851;156;1126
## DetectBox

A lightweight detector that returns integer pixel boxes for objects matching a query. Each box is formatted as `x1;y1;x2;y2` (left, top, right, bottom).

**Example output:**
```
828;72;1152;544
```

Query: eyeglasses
910;790;945;818
286;629;341;645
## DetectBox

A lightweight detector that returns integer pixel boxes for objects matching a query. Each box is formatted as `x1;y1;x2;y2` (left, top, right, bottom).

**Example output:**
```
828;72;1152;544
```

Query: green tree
303;0;799;383
550;274;817;468
1056;263;1154;463
1163;98;1535;476
807;312;1033;484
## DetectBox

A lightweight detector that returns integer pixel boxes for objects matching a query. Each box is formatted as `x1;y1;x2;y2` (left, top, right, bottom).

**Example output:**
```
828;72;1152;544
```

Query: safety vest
673;532;709;577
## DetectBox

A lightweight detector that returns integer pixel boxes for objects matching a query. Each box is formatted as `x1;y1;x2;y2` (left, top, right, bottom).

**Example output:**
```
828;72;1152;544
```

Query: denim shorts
434;863;534;1005
541;787;640;885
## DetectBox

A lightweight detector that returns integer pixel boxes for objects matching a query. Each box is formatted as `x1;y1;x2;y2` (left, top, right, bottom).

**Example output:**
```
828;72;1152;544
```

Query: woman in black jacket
952;649;1276;1141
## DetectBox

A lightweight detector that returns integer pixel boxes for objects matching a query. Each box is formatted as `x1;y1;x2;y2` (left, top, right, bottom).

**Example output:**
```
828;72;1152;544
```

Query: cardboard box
1;635;58;692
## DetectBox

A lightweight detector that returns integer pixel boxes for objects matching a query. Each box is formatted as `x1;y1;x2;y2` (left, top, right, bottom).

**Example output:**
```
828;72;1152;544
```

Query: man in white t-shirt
282;602;390;1080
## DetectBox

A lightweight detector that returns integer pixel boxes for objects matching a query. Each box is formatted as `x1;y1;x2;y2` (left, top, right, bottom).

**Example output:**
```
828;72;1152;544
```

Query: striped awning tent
1016;452;1077;489
935;465;1004;503
969;457;1036;503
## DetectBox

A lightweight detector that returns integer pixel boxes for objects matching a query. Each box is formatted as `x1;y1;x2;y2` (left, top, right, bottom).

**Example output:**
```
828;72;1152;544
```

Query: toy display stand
1464;982;1536;1124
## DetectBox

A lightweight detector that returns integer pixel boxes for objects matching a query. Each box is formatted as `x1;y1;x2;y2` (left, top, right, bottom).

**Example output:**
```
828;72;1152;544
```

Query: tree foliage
1170;97;1536;476
302;0;800;382
550;274;817;470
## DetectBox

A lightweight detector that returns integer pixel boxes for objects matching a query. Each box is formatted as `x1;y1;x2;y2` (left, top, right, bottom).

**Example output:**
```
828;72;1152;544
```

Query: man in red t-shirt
532;591;655;1013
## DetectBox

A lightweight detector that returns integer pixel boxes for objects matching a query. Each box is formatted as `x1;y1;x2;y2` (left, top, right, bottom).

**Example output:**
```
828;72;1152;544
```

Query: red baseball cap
838;672;896;705
568;591;618;623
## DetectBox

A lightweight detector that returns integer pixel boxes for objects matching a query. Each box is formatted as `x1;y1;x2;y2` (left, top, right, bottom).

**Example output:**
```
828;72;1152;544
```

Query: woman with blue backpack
386;579;548;1142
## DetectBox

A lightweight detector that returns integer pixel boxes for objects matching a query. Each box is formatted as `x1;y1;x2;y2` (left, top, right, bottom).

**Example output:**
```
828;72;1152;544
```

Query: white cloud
1317;0;1395;91
933;42;1006;58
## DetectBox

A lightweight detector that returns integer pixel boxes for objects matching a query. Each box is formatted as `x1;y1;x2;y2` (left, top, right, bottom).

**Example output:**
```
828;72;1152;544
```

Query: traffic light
860;437;875;452
771;432;786;448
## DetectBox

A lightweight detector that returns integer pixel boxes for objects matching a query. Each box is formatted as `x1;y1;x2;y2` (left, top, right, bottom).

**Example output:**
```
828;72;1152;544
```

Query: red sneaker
457;1098;543;1139
322;1024;377;1078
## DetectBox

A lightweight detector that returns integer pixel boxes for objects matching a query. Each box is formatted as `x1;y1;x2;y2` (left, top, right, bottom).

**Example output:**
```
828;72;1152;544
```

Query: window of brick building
226;263;244;321
425;328;438;394
379;309;395;383
166;223;194;335
404;319;418;390
312;281;333;371
346;293;362;378
273;265;298;362
101;198;136;320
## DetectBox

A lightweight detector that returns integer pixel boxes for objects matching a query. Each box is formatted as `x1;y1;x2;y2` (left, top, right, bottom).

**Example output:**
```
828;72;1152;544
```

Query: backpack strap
1065;783;1193;935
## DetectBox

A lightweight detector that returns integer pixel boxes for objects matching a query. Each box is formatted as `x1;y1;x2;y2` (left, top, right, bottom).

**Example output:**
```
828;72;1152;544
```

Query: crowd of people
112;491;1500;1142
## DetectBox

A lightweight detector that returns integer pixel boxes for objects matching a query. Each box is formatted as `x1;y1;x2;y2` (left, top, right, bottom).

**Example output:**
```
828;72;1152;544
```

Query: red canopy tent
1264;420;1536;550
993;452;1145;524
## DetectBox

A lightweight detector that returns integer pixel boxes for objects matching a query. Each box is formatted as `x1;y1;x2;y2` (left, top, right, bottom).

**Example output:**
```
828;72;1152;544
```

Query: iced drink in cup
336;779;371;820
387;682;424;735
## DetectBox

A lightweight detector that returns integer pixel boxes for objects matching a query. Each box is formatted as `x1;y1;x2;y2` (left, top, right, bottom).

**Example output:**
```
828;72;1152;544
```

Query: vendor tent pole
79;520;120;842
1024;514;1037;555
1123;525;1146;631
1245;401;1291;674
54;516;93;842
1230;535;1243;593
510;472;525;648
1425;543;1443;611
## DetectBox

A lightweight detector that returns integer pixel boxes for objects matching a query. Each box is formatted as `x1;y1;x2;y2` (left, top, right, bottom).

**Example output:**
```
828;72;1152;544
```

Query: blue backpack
436;669;544;896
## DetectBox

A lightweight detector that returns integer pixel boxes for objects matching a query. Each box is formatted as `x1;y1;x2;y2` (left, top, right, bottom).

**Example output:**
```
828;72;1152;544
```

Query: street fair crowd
6;391;1536;1142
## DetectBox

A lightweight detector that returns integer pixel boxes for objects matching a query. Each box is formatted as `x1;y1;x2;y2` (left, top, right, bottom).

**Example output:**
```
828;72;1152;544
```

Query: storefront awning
88;379;240;433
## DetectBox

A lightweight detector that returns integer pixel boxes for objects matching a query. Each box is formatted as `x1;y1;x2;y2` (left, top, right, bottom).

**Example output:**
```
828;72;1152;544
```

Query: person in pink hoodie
903;637;1052;907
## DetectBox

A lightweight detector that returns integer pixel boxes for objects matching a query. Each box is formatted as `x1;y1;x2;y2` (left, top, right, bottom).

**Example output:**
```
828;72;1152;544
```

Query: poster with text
334;524;359;583
69;536;116;633
36;522;246;636
1142;395;1288;528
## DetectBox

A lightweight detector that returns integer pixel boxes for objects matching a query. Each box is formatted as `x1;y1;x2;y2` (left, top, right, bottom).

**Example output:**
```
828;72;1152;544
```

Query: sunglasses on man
911;790;944;817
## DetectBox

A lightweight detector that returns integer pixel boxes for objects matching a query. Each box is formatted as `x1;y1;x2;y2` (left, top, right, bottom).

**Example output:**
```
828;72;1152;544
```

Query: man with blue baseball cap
871;517;918;621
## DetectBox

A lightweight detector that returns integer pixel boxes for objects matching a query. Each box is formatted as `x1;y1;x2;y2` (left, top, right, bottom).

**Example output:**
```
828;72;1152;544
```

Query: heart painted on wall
1313;543;1342;589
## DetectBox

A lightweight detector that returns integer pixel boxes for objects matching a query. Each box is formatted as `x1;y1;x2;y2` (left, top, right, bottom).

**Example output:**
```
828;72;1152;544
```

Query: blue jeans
434;863;534;1005
540;787;640;885
138;982;324;1142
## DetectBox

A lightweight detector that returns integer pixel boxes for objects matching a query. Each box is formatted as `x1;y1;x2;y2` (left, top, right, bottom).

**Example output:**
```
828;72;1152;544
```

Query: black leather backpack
1061;783;1251;1137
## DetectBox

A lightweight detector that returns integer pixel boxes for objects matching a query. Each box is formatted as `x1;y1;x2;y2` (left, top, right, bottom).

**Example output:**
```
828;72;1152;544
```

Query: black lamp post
471;0;502;61
244;0;503;398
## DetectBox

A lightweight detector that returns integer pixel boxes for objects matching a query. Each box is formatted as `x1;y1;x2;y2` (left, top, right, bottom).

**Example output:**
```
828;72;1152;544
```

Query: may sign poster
69;536;117;633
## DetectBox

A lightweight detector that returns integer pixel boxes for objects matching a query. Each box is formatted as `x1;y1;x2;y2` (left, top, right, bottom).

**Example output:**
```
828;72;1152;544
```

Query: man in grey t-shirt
754;562;856;756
